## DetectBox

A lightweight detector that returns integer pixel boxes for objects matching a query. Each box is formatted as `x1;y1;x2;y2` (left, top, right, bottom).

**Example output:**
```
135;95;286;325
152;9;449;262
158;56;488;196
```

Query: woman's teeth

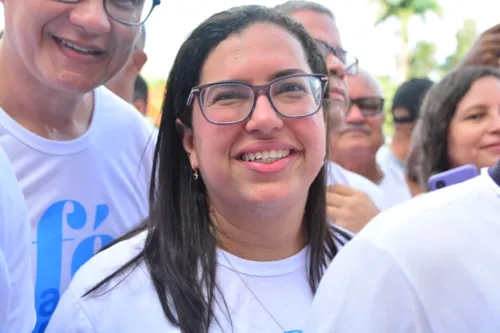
241;149;291;163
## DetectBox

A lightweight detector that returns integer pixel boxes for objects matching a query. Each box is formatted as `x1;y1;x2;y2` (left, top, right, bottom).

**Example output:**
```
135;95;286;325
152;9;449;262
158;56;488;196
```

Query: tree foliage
441;19;478;73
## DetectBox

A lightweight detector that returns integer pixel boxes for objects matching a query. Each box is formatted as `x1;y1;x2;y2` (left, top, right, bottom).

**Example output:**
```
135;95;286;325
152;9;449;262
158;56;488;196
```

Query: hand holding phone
428;164;479;191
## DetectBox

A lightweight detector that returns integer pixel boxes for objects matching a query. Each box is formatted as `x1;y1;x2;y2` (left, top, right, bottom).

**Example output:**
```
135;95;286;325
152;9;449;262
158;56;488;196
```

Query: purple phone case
428;164;480;191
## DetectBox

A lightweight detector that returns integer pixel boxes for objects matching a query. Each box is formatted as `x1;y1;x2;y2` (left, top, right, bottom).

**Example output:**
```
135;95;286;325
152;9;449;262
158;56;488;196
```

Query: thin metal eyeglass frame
186;74;329;125
102;0;161;26
314;39;359;75
348;97;385;117
56;0;161;26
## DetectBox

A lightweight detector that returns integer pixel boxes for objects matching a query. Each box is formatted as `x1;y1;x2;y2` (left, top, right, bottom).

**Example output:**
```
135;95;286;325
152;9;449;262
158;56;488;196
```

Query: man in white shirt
330;69;411;207
275;1;389;233
305;160;500;333
0;1;160;331
0;147;35;333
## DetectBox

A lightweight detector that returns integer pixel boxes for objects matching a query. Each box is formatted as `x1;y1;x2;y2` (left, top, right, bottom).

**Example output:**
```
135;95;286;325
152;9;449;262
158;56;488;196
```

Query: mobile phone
428;164;479;191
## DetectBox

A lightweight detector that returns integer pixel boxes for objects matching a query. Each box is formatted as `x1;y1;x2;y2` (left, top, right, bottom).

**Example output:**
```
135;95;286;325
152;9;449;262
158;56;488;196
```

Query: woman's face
448;76;500;169
182;23;326;211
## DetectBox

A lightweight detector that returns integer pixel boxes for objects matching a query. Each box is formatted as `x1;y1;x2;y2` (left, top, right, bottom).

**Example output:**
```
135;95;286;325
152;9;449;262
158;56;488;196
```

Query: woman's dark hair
85;5;348;333
406;121;422;184
417;65;500;190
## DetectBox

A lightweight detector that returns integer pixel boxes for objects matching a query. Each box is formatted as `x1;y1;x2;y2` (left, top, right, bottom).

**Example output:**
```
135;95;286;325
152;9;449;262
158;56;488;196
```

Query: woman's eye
213;92;244;102
279;84;305;93
467;113;484;120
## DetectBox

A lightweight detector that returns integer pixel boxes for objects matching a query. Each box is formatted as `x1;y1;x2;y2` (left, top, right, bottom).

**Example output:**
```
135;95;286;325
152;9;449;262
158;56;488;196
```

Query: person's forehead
288;9;342;48
457;76;500;112
347;74;382;96
200;23;309;83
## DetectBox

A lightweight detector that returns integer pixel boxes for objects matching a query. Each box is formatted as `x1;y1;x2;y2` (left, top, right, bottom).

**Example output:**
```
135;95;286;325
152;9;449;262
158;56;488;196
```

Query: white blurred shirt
327;161;389;211
45;230;349;333
0;147;35;333
305;168;500;333
377;145;412;207
0;86;155;331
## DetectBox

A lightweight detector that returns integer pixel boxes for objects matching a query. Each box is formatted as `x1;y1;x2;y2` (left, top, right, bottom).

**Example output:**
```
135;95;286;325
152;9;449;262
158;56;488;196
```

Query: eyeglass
314;39;359;76
186;74;328;125
58;0;161;26
348;97;385;117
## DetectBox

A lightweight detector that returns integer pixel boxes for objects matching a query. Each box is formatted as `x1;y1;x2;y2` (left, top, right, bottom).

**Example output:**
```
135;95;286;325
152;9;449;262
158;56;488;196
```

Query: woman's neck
211;198;307;262
0;45;94;140
405;175;424;197
390;128;413;163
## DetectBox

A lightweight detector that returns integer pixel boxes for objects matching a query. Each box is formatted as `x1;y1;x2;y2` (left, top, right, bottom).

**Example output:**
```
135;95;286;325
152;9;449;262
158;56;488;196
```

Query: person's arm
305;239;432;333
456;23;500;69
326;184;381;233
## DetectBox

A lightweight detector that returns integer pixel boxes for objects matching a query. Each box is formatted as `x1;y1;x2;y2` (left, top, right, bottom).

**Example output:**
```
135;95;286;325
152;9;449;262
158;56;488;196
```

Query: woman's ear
176;118;198;167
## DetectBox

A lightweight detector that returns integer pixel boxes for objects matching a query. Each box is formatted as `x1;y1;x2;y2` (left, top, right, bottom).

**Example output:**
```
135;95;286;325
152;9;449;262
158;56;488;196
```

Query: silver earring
193;169;199;180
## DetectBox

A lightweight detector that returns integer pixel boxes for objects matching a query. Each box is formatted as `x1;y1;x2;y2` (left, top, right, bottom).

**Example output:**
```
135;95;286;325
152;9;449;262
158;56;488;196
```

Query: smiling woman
45;5;351;333
416;66;500;190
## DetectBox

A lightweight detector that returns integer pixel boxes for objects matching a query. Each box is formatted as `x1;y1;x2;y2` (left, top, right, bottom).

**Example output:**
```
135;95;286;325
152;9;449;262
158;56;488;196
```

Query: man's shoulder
95;86;156;140
343;166;378;188
377;144;406;175
327;162;375;186
327;162;389;210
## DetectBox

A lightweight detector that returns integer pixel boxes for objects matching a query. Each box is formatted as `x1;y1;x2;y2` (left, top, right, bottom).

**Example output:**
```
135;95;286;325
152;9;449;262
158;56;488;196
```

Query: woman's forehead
199;23;310;85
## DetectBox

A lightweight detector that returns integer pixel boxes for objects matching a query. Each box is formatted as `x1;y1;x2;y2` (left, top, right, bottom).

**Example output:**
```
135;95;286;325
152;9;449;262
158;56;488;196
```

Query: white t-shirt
46;230;349;333
0;147;35;333
378;162;412;207
376;144;406;175
376;145;412;206
305;168;500;333
326;162;389;211
0;87;155;332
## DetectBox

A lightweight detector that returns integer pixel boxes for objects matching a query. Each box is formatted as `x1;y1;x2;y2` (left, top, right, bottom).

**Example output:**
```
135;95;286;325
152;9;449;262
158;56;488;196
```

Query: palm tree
373;0;443;81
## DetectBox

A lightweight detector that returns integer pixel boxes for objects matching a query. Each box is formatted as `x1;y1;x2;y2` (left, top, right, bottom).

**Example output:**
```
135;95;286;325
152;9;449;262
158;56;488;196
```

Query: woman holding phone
417;66;500;190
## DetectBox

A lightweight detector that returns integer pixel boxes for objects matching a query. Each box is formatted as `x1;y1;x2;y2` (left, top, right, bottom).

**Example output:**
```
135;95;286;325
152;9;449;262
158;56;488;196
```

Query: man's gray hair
274;1;335;20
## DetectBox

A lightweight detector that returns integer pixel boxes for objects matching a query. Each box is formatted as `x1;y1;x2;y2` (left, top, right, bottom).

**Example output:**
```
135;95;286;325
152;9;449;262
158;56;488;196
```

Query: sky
0;0;497;81
139;0;497;80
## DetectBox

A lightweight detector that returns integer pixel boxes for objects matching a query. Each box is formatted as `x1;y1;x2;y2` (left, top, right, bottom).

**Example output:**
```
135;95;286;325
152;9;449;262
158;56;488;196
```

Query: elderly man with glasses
275;0;389;234
0;0;160;331
330;69;412;207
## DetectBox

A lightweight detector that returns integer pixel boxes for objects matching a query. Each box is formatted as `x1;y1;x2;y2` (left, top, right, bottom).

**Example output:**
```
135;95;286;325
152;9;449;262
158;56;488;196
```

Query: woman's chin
238;185;304;209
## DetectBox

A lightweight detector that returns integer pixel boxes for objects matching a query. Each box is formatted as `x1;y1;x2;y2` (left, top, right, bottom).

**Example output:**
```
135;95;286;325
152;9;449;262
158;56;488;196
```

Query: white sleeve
362;183;390;211
327;162;390;211
347;175;390;211
305;239;431;333
45;289;96;333
0;149;35;333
